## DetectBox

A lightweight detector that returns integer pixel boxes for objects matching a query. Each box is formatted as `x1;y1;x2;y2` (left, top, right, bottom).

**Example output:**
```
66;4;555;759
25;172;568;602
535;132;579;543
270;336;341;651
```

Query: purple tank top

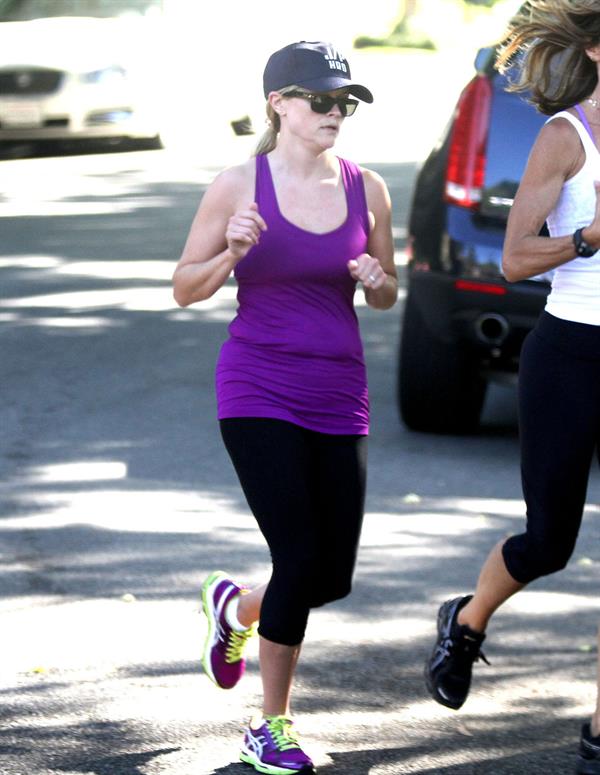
215;153;370;435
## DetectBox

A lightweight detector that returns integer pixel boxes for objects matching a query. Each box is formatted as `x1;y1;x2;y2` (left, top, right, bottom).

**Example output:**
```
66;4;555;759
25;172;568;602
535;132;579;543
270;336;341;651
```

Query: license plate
1;101;42;127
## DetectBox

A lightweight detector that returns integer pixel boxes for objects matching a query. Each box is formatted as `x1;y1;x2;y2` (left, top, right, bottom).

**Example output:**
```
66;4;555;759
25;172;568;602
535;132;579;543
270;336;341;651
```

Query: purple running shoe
240;716;316;774
201;570;255;690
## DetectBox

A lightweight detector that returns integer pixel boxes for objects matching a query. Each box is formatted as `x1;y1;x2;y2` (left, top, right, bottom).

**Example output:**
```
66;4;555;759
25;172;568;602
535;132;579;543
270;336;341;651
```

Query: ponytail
253;85;299;155
254;103;280;155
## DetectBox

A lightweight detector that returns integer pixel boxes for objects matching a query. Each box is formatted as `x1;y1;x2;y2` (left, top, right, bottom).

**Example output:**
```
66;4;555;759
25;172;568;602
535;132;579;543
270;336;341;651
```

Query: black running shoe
425;595;489;710
576;723;600;774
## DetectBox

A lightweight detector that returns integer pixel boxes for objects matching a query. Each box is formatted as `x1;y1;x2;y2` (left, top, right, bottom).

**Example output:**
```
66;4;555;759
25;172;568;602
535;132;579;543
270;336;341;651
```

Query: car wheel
398;291;487;433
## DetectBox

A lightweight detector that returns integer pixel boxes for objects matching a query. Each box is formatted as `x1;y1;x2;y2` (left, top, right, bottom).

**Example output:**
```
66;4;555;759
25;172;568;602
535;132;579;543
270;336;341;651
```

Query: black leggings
220;418;367;646
503;312;600;584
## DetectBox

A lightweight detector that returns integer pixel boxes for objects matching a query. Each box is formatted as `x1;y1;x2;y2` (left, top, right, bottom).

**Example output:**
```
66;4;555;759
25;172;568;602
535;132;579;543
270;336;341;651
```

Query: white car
0;0;166;149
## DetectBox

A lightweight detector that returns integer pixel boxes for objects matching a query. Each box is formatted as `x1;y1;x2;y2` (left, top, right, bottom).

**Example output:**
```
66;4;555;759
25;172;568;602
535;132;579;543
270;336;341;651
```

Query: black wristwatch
573;227;598;258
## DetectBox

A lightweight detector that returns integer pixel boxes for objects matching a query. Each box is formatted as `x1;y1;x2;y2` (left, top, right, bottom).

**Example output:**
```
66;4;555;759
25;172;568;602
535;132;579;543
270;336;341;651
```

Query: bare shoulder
531;117;582;172
359;166;387;191
359;166;391;210
203;158;256;210
540;115;581;145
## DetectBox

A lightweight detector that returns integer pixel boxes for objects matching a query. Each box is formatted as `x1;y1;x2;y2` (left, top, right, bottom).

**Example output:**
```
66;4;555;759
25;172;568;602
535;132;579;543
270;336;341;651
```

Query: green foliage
354;33;436;50
354;17;436;51
353;36;388;49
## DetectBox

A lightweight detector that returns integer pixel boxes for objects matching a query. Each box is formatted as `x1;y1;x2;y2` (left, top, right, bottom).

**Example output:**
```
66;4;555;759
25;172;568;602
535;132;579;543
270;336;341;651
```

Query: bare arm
172;165;267;307
503;118;600;282
348;168;398;310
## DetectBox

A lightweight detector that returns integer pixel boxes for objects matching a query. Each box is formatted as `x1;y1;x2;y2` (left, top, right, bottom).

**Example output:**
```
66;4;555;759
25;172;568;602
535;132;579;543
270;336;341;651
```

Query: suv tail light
445;75;492;209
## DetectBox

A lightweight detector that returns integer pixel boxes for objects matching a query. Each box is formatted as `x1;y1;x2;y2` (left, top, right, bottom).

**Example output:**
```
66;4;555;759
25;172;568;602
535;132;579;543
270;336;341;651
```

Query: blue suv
399;46;549;433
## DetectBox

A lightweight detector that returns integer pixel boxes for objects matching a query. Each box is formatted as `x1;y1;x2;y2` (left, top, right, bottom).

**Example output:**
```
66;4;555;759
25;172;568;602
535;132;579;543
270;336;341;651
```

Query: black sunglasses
285;91;359;117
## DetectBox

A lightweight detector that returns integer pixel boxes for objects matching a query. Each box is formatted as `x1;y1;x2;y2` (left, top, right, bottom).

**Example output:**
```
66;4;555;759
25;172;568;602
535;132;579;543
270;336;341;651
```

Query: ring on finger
368;273;376;283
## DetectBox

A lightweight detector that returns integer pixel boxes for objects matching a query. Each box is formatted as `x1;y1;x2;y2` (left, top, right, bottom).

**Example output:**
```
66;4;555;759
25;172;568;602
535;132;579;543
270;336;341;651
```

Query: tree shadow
56;747;181;775
0;717;180;774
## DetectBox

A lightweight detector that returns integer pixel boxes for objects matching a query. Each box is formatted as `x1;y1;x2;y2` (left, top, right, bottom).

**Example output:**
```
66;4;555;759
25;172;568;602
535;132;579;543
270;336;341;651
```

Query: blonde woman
423;3;600;771
173;41;397;774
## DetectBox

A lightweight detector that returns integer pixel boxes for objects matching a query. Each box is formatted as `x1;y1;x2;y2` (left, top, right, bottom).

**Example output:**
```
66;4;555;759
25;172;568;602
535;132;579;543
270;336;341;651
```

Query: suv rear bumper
408;269;550;372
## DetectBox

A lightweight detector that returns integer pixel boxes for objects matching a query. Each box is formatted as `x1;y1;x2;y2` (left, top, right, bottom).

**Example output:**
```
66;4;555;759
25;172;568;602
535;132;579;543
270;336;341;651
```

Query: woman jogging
423;3;600;772
172;40;397;774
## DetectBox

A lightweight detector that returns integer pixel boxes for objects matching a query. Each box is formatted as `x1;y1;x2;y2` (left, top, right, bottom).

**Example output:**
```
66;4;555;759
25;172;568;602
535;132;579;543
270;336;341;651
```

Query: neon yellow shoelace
224;625;255;664
265;716;299;751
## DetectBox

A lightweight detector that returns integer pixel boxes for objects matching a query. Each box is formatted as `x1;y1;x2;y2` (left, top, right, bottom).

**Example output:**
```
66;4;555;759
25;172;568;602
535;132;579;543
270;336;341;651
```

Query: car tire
398;291;487;433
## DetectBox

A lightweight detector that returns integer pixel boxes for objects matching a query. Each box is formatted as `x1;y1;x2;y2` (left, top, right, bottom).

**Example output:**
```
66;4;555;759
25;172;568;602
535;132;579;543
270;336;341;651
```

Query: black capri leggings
503;312;600;584
220;417;368;646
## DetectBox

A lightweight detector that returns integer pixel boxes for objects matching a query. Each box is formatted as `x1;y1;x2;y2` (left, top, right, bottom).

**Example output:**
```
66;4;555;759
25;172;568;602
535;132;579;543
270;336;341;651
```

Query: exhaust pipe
474;313;509;346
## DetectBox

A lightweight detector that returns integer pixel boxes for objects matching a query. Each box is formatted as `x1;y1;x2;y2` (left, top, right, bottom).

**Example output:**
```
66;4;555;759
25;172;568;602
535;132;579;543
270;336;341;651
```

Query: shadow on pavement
55;747;181;775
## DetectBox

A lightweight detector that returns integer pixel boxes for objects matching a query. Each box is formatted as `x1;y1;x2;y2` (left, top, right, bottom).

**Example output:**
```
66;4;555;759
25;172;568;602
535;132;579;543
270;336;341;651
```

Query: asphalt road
1;142;600;775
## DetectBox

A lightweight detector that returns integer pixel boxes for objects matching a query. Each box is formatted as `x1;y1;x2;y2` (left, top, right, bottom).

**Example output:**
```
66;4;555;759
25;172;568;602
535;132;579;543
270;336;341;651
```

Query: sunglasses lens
311;96;358;117
309;95;334;114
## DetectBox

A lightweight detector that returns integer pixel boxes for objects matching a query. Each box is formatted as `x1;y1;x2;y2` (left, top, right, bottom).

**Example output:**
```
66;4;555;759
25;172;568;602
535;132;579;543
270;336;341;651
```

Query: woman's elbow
172;275;197;307
173;288;190;308
172;278;214;307
172;277;190;307
502;253;521;283
172;265;200;307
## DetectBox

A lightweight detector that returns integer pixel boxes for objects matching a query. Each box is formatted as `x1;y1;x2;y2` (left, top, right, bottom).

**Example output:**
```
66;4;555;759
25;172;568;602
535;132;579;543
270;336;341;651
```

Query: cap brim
296;76;373;103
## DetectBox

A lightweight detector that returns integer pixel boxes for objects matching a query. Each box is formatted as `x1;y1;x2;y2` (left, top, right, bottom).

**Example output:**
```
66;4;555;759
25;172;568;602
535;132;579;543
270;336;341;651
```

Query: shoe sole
424;600;464;711
200;570;229;688
240;748;316;774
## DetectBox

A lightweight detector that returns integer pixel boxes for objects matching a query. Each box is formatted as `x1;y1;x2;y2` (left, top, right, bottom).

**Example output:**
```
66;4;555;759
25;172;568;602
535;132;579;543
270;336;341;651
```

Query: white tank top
544;110;600;325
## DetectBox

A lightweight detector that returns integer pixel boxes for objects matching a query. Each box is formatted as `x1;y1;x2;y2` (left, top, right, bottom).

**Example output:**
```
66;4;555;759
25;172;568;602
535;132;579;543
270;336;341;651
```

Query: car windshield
0;0;162;21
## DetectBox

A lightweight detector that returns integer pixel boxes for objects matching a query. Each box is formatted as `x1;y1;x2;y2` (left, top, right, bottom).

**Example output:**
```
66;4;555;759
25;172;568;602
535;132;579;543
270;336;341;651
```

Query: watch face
574;228;597;257
579;241;596;257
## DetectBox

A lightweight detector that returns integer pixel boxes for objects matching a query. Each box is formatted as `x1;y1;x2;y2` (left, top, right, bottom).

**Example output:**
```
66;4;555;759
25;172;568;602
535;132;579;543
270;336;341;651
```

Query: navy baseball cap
263;41;373;103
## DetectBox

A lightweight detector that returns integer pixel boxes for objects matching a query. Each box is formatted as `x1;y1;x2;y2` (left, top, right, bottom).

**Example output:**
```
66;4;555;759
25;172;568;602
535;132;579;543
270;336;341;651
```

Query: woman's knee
307;558;355;607
503;533;576;583
272;558;353;609
308;578;353;608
